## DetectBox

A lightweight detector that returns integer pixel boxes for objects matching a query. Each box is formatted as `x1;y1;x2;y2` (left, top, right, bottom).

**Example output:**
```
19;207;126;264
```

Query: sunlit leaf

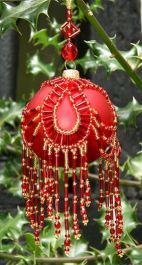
0;208;27;241
0;0;51;34
128;248;142;265
83;40;142;73
122;152;142;180
27;53;55;78
0;99;22;128
117;98;142;128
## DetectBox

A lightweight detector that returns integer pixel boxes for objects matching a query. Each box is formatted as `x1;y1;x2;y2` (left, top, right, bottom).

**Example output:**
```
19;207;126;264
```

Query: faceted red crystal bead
61;40;78;61
61;22;79;38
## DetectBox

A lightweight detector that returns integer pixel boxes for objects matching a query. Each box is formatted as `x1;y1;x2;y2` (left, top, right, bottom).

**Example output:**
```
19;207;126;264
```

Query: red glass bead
61;40;78;61
64;239;71;247
99;197;104;203
116;228;122;234
117;215;122;220
61;22;79;38
110;228;115;234
40;215;44;221
116;243;121;249
115;197;120;202
55;222;61;229
105;215;110;221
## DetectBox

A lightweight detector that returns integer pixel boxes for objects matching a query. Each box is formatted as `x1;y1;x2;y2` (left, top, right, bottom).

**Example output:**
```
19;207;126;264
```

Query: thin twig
89;173;142;189
0;245;142;263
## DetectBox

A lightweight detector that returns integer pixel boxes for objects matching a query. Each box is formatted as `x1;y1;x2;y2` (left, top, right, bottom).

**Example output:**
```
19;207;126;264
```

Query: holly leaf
76;50;98;73
90;0;104;12
122;151;142;180
0;158;22;197
27;53;55;78
0;208;27;243
84;40;142;73
117;98;142;128
0;0;51;34
31;29;62;51
0;99;22;128
128;248;142;265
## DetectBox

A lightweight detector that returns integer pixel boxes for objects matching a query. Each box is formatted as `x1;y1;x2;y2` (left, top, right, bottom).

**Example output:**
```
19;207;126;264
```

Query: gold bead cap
62;69;80;79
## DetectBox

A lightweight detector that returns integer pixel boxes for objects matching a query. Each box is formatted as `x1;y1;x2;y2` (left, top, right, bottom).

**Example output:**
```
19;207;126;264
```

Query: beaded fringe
22;137;123;257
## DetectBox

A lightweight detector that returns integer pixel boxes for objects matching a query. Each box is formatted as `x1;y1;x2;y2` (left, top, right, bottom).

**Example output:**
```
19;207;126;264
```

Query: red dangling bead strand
54;148;61;238
98;159;105;210
83;142;91;208
46;145;54;220
71;148;81;240
63;148;71;256
104;160;110;229
61;1;79;62
79;145;88;226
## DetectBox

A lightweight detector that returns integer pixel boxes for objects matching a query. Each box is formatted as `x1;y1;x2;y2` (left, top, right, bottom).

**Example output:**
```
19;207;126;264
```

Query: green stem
76;0;142;90
0;245;142;263
89;173;142;189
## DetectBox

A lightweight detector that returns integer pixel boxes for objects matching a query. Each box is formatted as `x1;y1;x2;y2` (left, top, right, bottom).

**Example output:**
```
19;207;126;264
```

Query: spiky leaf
122;152;142;180
0;0;51;34
27;53;55;78
82;40;142;73
117;98;142;128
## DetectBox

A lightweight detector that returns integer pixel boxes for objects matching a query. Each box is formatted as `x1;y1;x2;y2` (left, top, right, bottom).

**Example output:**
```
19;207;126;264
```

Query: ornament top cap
62;69;80;79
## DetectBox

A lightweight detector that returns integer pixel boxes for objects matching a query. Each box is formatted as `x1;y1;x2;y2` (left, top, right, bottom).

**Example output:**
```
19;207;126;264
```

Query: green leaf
90;0;104;12
0;0;51;34
27;53;55;78
128;248;142;265
0;99;22;128
122;151;142;180
76;50;98;73
117;98;142;128
0;208;27;255
84;40;142;73
0;157;22;197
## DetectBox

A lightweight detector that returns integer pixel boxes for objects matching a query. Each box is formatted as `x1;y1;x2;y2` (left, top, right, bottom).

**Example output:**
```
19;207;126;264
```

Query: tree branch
89;173;142;189
76;0;142;91
0;245;142;263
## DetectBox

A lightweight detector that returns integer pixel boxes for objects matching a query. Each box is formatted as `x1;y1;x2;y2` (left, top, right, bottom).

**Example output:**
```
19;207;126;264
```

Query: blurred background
0;0;142;264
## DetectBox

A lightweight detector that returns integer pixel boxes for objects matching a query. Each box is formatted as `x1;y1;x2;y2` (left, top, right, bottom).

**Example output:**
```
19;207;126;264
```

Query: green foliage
122;151;142;181
117;97;142;128
27;53;55;78
0;0;51;34
0;0;142;264
78;40;142;74
0;99;22;196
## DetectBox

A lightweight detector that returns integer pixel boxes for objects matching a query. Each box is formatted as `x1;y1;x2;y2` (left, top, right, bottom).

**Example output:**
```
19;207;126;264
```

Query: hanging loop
65;60;76;70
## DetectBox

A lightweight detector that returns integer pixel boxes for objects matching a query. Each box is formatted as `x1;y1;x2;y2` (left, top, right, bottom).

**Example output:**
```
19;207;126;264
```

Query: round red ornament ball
22;69;117;165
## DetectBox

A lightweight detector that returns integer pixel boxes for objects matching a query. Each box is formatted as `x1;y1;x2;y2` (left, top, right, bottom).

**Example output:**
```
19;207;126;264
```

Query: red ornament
21;1;123;257
21;69;123;256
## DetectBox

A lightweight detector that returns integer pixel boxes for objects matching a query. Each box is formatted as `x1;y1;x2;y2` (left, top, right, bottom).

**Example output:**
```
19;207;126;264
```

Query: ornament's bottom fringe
22;139;123;257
